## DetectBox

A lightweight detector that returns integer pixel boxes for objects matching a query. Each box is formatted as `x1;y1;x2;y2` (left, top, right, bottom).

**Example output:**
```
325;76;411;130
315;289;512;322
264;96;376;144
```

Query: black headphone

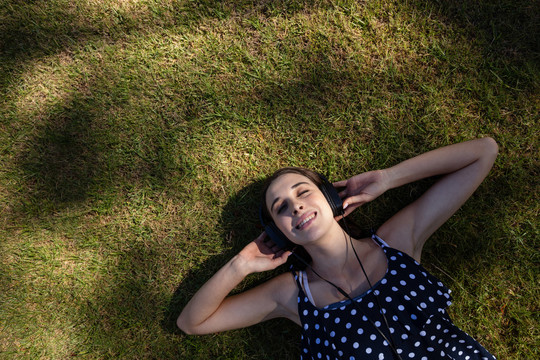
259;172;344;250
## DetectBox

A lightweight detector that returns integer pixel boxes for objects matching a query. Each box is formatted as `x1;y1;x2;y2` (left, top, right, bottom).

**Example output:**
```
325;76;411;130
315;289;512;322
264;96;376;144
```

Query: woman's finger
333;179;347;188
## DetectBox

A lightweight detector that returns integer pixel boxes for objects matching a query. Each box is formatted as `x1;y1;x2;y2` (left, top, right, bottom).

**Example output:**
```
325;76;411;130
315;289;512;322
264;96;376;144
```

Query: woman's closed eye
275;189;311;214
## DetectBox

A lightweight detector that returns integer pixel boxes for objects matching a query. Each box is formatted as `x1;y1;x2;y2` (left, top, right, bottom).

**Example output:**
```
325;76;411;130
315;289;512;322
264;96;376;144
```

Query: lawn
0;0;538;359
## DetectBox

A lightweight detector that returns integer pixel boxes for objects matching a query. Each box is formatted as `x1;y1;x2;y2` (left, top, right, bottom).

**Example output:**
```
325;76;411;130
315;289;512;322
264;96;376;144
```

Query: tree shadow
0;0;324;94
413;0;539;89
14;97;102;210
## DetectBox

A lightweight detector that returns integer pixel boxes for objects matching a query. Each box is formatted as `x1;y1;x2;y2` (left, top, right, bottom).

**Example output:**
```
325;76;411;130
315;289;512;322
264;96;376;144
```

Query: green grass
0;0;538;358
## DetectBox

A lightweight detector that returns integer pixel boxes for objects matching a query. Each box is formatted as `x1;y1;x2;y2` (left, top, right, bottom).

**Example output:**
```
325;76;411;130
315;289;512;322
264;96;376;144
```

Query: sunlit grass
0;0;538;358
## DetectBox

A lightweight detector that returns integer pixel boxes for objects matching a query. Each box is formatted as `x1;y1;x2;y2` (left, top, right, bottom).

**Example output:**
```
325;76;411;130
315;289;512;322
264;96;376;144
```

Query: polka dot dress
295;234;496;360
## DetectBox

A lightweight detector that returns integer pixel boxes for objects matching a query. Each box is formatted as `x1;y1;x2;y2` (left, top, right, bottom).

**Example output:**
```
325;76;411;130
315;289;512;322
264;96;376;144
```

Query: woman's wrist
229;254;253;278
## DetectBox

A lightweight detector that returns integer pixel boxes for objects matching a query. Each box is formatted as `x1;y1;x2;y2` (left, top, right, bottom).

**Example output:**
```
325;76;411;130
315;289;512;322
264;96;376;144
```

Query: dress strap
291;270;316;305
371;232;390;247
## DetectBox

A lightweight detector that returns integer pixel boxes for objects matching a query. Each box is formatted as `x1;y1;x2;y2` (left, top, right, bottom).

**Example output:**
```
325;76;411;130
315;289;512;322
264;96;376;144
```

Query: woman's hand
333;170;389;217
235;232;291;275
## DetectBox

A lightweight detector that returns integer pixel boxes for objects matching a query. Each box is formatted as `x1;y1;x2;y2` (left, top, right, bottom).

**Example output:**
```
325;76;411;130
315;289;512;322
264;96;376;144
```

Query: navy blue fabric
295;236;496;360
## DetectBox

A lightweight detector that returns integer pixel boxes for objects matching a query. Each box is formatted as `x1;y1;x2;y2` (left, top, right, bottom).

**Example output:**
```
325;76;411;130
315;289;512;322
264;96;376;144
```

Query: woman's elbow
482;137;499;156
177;315;197;335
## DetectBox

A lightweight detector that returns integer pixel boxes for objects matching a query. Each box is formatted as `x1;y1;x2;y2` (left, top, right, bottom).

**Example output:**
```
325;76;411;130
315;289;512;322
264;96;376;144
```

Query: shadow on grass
415;0;539;89
15;99;103;209
0;0;322;93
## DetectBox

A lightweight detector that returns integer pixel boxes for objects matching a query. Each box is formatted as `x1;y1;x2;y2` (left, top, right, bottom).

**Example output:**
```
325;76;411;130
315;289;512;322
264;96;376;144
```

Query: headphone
259;172;344;250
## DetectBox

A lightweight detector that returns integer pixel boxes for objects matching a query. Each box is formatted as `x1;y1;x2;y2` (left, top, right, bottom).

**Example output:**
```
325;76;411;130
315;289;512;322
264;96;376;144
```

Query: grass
0;0;538;358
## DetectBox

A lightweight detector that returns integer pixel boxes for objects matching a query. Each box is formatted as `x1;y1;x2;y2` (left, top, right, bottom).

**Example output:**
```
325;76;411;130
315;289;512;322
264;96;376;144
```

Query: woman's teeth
297;214;315;229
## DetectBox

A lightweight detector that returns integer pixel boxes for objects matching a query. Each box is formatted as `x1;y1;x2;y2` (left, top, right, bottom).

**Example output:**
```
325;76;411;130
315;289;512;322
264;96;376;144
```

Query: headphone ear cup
264;223;292;250
317;173;344;217
260;206;293;250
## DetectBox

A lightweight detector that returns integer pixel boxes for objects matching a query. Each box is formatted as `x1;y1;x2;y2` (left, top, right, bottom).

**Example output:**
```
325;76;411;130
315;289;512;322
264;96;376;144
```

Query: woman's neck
303;221;359;279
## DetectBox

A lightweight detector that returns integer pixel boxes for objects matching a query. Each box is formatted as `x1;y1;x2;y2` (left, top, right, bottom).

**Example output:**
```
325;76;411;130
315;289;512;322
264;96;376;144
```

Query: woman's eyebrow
270;181;310;212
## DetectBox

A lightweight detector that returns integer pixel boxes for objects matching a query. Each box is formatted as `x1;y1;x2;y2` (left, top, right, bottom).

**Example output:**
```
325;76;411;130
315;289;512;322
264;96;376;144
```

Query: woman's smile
295;211;317;230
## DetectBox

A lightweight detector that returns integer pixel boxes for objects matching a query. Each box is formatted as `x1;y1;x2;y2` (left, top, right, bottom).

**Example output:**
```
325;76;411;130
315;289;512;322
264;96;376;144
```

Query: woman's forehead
265;173;315;201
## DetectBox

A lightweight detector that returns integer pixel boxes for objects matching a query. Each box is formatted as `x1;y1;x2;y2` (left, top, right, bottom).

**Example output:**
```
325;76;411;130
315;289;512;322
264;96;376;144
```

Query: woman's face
265;173;335;246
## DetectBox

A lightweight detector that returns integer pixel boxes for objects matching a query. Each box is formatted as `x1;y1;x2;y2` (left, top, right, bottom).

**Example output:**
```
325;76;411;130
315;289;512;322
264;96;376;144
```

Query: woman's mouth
296;212;316;230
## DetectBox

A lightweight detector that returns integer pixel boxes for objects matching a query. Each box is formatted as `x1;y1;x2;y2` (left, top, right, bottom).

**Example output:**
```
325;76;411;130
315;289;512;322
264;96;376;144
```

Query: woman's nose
293;204;304;215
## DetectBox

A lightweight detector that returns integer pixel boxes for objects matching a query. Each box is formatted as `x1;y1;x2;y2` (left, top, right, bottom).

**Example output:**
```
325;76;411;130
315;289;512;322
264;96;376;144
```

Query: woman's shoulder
262;271;300;323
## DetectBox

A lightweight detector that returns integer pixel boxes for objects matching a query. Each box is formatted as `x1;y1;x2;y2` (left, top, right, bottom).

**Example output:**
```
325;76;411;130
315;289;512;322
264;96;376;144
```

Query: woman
177;137;499;360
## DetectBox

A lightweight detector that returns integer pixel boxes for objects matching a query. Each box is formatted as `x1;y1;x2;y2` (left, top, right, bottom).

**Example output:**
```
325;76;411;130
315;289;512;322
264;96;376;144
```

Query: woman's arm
177;233;298;335
336;137;499;260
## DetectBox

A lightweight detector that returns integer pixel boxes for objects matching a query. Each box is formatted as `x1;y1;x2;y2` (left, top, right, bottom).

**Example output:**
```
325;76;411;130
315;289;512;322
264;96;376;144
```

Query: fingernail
343;203;348;209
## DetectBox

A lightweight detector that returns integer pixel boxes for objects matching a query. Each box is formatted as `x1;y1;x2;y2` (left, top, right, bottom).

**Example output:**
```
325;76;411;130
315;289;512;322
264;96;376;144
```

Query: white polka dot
390;256;396;260
335;317;341;324
386;296;392;302
408;353;415;358
375;321;381;327
366;348;372;354
379;354;385;360
392;286;399;291
315;324;320;329
381;278;387;284
313;310;318;316
409;274;416;279
341;336;347;343
368;302;374;308
420;302;427;308
414;341;421;347
351;309;357;315
353;342;359;349
370;334;377;340
357;328;364;335
419;330;426;336
390;270;397;275
330;331;335;337
316;338;321;344
346;322;352;329
400;263;406;268
400;280;407;286
303;310;308;315
398;305;405;311
410;291;417;296
324;313;329;318
402;334;408;340
419;285;425;290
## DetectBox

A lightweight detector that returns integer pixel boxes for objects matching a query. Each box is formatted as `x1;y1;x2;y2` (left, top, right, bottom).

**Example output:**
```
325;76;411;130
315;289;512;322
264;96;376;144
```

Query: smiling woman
177;137;499;360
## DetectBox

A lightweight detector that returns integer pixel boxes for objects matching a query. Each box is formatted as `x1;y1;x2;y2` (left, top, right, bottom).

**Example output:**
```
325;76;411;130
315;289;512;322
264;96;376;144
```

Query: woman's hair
260;167;367;270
